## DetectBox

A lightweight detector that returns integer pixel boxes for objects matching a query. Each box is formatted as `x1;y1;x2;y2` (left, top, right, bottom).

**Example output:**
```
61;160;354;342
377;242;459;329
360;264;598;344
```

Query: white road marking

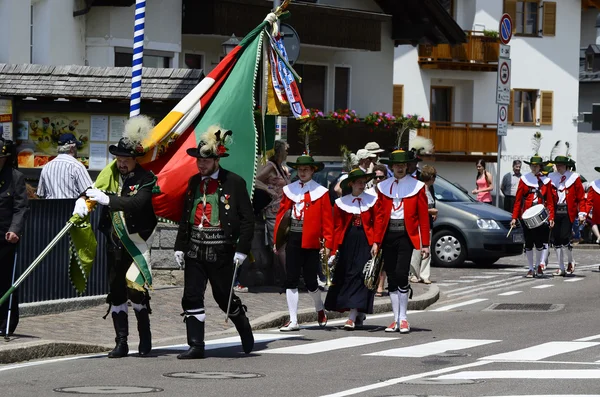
436;283;459;287
430;298;488;312
364;338;500;358
442;279;476;283
575;334;600;342
482;271;513;275
564;278;584;283
437;369;600;380
460;275;497;279
444;276;529;294
532;284;554;289
262;336;391;355
498;291;522;296
480;341;600;361
498;267;531;273
447;279;533;297
320;361;490;397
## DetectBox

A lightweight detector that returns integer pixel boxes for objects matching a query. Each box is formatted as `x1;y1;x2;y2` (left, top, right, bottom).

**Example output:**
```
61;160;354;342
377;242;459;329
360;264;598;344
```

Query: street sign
497;104;508;136
496;59;511;105
499;14;513;45
499;44;511;59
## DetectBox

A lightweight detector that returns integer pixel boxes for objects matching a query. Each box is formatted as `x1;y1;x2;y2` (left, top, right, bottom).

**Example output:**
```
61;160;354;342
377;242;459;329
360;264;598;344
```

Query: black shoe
229;306;254;354
177;316;205;360
134;308;152;356
108;311;129;358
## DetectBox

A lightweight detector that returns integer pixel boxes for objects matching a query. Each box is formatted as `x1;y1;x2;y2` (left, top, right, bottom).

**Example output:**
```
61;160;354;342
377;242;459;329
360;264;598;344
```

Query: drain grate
486;303;563;312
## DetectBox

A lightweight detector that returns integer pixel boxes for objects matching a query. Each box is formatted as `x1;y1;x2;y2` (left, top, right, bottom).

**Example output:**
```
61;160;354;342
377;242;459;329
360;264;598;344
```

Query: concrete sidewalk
0;282;439;365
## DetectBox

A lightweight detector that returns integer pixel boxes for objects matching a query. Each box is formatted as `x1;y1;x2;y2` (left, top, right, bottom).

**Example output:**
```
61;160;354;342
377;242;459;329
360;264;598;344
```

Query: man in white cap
356;149;377;190
365;141;392;177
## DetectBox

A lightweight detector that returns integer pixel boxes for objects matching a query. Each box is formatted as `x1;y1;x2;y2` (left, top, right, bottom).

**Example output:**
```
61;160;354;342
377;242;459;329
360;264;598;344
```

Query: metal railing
418;31;500;65
418;122;498;154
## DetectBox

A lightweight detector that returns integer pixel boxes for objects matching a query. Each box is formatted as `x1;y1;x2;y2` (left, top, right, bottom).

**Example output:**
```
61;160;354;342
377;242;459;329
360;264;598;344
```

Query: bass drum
522;204;549;229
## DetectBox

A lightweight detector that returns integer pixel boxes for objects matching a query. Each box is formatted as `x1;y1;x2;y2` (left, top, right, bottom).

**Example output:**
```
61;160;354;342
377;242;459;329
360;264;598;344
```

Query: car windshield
433;174;474;203
289;164;342;188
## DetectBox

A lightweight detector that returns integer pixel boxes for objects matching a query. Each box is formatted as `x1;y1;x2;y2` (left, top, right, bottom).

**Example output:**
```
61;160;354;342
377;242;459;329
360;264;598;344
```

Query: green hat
553;155;573;165
542;162;554;175
380;150;419;165
286;154;324;172
341;168;376;190
524;155;544;166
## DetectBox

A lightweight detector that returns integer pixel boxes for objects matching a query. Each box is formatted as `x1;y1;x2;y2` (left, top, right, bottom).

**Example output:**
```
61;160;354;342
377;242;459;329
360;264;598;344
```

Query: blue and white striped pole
130;0;145;117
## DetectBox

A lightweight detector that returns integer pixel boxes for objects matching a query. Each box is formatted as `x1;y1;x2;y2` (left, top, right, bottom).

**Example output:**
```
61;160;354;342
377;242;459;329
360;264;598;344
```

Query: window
513;89;537;123
515;0;538;35
430;86;453;122
504;1;556;37
393;85;404;116
184;53;204;70
586;53;594;72
294;64;327;111
438;0;454;18
334;67;350;110
114;48;172;68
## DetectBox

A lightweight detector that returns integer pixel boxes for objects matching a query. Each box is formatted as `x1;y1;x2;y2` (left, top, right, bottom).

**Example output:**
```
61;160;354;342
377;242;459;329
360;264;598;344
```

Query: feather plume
298;119;318;155
198;124;233;157
396;126;408;150
549;140;561;160
410;136;434;155
565;141;571;157
340;145;357;172
531;131;542;155
123;115;154;145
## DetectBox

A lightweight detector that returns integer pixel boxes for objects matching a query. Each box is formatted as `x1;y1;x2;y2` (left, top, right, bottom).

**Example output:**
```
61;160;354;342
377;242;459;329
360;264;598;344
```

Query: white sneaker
317;278;326;288
279;321;300;332
233;284;248;293
385;321;399;332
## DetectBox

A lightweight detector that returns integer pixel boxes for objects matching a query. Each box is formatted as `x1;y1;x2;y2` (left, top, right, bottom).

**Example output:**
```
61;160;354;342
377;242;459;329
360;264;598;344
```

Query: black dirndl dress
325;215;374;314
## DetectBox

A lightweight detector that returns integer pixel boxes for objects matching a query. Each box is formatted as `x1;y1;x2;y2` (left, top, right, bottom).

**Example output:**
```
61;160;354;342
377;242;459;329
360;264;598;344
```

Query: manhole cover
54;386;163;394
435;351;471;358
403;379;483;385
486;303;563;312
163;371;264;380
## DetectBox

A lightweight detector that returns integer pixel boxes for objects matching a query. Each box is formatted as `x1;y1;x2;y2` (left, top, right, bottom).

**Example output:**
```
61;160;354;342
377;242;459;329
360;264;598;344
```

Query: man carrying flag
73;116;158;358
173;126;255;359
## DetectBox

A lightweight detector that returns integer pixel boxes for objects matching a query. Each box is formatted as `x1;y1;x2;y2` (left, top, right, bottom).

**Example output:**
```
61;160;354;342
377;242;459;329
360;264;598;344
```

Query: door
430;86;453;122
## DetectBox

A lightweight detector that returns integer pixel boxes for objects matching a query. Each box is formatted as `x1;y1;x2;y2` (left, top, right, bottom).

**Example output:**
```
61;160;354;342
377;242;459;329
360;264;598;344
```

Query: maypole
130;0;146;117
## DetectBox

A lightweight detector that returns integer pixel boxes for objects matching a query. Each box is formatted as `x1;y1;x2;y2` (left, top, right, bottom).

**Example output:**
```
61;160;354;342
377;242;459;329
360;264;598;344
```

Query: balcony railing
418;31;500;72
417;122;498;155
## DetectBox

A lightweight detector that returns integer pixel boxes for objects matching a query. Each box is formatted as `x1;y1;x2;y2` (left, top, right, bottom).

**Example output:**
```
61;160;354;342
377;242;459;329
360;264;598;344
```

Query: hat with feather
409;136;434;162
524;132;544;165
186;125;232;158
552;141;574;165
109;115;154;157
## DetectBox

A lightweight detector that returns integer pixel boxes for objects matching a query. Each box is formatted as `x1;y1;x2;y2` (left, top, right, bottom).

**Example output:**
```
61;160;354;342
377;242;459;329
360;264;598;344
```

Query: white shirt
37;154;93;199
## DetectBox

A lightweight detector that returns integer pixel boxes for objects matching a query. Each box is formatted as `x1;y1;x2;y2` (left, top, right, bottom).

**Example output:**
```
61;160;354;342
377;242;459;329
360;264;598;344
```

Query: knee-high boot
108;311;129;358
134;308;152;356
229;305;254;354
177;316;205;359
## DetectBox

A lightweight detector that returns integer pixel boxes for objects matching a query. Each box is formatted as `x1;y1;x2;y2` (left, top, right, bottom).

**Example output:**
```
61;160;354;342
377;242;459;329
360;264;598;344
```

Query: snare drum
522;204;549;229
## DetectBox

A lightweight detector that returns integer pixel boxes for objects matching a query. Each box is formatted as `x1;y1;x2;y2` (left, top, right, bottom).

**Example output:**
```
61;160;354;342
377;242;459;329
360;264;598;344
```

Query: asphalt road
1;251;600;397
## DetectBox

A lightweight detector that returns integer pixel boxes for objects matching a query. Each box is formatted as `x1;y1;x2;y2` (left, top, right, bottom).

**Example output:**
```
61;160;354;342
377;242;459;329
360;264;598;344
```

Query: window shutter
393;84;404;116
503;0;517;32
540;91;553;125
542;2;557;36
508;89;514;124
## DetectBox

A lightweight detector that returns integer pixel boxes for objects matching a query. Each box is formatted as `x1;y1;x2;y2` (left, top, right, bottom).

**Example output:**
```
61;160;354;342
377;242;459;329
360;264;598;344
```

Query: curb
0;341;110;365
20;295;107;318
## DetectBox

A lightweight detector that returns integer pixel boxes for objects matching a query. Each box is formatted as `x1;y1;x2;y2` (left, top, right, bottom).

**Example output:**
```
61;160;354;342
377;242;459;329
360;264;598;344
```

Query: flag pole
130;0;146;118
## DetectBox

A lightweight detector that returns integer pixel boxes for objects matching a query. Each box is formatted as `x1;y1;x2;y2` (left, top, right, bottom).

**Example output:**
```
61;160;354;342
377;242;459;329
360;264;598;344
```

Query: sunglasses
375;175;387;180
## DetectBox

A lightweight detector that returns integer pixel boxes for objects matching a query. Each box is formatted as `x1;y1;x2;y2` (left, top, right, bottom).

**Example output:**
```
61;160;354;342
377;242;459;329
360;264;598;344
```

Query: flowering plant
398;114;427;129
327;109;360;128
364;111;396;131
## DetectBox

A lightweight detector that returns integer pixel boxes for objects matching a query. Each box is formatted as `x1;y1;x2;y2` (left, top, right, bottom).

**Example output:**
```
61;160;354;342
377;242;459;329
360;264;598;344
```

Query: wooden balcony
418;31;500;72
417;122;498;161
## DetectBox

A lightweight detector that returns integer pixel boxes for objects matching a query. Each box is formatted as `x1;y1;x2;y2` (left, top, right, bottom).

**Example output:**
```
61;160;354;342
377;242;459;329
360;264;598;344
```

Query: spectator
473;159;493;204
356;149;376;173
501;160;522;212
364;142;388;174
37;133;93;199
0;138;29;336
254;140;290;288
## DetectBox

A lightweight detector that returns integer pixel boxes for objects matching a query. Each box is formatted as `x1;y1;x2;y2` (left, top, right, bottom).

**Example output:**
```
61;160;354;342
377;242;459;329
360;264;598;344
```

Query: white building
395;0;584;199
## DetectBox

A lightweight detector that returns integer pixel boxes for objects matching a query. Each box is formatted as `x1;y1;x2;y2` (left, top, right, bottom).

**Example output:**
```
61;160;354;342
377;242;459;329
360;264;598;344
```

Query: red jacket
274;180;334;250
585;180;600;224
511;173;555;221
549;171;585;223
374;177;430;249
331;192;379;255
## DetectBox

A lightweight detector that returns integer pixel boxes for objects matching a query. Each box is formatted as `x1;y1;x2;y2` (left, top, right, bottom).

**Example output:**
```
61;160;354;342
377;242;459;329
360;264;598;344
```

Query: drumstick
506;225;514;238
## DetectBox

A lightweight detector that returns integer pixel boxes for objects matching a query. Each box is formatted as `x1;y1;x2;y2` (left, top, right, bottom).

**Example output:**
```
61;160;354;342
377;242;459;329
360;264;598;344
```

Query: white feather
410;136;434;154
123;115;155;144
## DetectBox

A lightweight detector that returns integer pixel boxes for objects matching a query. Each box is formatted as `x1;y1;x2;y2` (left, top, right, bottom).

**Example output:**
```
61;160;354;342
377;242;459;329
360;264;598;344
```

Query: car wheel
432;229;467;267
472;257;500;266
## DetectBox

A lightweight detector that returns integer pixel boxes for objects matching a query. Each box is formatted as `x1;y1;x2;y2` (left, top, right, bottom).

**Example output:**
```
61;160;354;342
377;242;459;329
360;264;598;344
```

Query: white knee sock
535;249;544;268
111;303;128;314
348;308;358;322
556;246;565;271
185;308;206;322
286;289;299;324
389;291;399;323
525;249;534;270
399;291;409;321
132;303;147;312
308;288;324;312
566;245;574;263
540;246;548;266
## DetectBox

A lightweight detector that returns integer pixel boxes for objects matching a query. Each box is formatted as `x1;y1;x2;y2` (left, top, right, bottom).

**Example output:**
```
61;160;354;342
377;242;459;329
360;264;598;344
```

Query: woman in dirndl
325;169;380;330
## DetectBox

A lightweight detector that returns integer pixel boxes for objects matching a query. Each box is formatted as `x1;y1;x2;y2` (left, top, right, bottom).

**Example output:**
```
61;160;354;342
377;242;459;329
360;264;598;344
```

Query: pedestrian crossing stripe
261;336;391;355
480;341;600;361
565;277;584;282
364;338;500;358
436;369;600;380
498;291;522;296
532;284;554;289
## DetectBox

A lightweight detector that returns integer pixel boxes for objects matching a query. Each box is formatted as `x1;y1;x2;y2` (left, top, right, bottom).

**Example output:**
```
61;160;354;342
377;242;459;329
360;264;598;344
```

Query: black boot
108;311;129;358
177;316;205;359
229;306;254;354
134;308;152;356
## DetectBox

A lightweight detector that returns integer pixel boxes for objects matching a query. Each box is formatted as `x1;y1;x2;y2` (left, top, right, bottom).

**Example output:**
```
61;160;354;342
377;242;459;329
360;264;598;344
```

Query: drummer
510;155;555;278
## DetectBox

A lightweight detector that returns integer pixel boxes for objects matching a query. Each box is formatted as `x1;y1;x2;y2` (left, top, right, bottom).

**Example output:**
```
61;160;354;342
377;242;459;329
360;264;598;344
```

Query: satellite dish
280;23;301;65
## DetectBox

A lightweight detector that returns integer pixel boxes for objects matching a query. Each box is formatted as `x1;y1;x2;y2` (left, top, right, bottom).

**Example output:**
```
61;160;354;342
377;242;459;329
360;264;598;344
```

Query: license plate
513;233;524;243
